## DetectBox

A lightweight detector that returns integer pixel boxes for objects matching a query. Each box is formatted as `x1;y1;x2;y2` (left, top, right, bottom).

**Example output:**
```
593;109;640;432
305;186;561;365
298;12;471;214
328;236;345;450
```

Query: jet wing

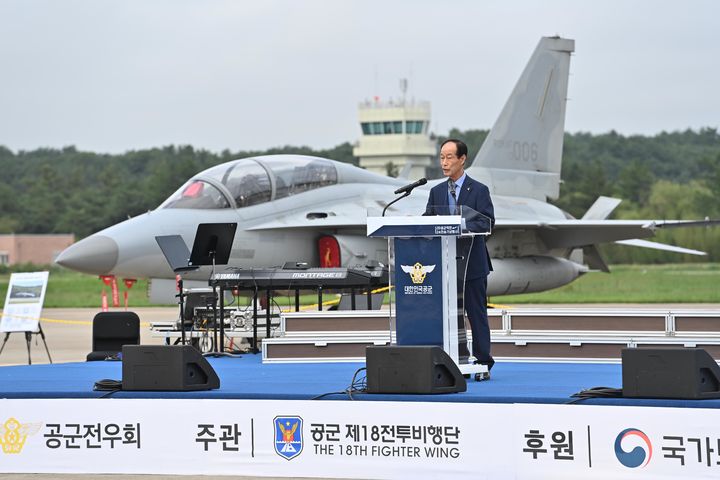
615;239;706;256
495;219;720;249
247;209;719;242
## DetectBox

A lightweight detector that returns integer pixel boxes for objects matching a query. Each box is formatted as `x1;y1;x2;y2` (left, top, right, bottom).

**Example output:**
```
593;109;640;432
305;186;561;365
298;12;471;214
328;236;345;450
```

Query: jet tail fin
396;161;413;180
582;196;622;220
466;36;574;201
579;196;621;272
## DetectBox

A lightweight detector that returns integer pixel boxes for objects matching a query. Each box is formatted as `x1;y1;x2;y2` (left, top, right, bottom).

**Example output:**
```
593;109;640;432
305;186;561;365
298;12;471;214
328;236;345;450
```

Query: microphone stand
176;276;187;345
382;191;411;216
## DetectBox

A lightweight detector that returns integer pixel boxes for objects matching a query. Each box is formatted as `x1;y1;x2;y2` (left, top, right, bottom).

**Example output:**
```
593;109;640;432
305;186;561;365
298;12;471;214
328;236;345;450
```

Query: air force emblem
401;262;436;284
1;418;42;455
274;416;303;460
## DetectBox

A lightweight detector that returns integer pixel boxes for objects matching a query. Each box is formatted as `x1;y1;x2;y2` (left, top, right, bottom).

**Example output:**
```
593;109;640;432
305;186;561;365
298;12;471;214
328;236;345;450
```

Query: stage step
491;334;720;362
281;310;395;336
262;308;720;363
262;335;391;363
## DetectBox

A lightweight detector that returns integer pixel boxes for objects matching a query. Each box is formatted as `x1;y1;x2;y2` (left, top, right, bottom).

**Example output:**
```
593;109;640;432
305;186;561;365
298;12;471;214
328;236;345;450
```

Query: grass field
0;271;158;309
0;263;718;308
492;263;720;304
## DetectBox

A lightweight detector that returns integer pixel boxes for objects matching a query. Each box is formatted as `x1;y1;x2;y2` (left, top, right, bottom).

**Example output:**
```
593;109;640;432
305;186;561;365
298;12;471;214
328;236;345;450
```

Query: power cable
567;386;623;404
312;367;367;400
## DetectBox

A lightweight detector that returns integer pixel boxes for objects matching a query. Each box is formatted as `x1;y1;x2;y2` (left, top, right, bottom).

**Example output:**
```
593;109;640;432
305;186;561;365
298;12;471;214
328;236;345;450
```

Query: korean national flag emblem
274;416;303;460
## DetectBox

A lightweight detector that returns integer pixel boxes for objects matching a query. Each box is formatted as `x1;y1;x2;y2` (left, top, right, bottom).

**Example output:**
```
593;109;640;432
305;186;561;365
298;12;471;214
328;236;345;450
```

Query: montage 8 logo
274;416;303;460
614;428;653;468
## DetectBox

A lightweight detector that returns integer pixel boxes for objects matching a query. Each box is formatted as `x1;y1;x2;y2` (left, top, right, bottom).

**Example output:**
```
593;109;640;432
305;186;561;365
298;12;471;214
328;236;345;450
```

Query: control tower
353;81;436;180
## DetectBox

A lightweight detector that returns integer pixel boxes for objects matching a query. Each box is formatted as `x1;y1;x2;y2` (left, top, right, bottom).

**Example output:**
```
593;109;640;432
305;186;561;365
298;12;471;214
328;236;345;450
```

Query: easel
0;325;53;365
1;271;53;365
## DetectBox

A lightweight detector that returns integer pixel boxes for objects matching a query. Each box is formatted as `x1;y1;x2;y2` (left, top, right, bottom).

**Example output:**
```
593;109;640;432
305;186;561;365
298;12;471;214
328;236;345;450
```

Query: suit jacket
424;175;495;280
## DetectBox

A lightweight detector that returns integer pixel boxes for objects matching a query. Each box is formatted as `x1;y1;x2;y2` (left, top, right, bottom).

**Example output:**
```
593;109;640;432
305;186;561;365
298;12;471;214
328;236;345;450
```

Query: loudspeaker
622;347;720;399
366;346;466;394
122;345;220;391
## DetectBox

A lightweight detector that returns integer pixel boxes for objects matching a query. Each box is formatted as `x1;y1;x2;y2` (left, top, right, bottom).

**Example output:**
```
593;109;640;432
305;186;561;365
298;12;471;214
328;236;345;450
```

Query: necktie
448;180;458;215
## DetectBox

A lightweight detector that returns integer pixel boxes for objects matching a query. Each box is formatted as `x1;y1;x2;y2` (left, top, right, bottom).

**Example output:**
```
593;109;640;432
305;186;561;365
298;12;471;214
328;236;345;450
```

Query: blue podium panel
367;215;462;238
394;237;445;347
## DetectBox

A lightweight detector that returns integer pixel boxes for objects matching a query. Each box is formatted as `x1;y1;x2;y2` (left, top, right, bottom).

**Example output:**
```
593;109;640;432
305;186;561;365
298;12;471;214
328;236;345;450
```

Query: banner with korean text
2;399;720;479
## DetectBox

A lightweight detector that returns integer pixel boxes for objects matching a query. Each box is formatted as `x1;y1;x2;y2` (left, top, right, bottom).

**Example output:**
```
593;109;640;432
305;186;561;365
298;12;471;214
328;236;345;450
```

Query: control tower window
385;121;402;134
160;180;230;209
267;157;338;200
223;161;272;208
406;120;425;134
363;121;404;135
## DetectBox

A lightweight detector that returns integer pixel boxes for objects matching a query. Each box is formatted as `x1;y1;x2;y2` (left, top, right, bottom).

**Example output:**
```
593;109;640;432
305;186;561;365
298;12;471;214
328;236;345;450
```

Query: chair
86;312;141;361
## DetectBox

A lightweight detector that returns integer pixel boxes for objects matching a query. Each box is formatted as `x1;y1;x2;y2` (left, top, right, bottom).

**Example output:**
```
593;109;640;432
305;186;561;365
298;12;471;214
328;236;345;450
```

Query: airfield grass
0;263;718;308
492;262;720;304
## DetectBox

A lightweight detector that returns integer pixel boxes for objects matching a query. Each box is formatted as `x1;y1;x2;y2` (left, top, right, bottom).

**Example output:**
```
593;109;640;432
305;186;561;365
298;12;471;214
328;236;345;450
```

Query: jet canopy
159;155;339;210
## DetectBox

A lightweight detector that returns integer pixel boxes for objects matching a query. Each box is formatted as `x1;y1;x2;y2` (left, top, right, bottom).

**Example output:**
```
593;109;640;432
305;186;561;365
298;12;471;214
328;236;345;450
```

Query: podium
367;207;491;377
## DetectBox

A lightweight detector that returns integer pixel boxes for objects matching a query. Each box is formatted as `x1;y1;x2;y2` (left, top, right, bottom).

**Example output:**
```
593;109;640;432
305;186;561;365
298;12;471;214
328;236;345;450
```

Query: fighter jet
55;36;715;301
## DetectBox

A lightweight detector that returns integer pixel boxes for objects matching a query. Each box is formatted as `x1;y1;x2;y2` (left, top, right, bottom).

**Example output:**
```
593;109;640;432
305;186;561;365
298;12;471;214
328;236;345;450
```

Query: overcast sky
1;0;718;154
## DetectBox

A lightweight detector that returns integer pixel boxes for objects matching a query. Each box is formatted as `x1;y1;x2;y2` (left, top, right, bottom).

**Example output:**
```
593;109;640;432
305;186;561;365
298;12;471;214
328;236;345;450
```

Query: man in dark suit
425;139;495;378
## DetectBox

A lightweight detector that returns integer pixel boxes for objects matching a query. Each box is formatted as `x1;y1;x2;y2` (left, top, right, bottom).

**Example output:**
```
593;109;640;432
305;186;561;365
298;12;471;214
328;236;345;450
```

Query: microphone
383;177;428;216
394;177;427;195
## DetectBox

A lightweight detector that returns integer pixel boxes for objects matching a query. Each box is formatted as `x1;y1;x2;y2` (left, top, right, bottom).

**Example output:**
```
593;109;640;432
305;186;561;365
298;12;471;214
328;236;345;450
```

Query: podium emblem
401;262;436;284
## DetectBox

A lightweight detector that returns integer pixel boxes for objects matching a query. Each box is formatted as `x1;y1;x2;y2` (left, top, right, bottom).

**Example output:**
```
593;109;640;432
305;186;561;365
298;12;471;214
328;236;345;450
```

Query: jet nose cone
55;235;119;274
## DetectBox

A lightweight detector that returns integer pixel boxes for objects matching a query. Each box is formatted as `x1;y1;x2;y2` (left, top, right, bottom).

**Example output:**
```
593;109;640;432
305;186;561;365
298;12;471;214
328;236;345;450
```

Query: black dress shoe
474;371;490;381
473;358;495;370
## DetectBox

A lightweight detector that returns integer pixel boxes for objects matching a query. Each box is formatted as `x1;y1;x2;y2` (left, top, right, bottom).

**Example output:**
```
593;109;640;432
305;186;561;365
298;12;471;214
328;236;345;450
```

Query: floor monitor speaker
122;345;220;391
366;346;466;394
622;347;720;399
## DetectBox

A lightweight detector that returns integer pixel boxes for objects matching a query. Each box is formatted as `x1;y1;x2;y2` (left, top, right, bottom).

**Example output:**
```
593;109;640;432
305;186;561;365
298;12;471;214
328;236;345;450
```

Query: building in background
0;234;75;266
353;80;437;180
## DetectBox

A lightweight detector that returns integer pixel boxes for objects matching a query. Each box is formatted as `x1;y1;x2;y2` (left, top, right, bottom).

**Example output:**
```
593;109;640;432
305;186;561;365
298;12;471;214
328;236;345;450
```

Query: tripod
0;325;53;365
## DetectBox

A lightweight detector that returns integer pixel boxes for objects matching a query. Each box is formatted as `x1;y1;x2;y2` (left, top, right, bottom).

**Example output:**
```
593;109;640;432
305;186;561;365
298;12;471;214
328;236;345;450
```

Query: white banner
1;399;720;479
0;399;512;479
514;404;720;479
1;271;49;333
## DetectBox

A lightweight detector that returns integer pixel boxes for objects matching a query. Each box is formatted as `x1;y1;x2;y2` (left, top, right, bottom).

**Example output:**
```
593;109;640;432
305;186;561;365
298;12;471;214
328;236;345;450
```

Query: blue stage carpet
1;354;719;409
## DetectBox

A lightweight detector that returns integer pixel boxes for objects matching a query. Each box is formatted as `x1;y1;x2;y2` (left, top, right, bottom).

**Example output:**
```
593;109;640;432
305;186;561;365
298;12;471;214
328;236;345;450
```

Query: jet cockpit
160;155;339;210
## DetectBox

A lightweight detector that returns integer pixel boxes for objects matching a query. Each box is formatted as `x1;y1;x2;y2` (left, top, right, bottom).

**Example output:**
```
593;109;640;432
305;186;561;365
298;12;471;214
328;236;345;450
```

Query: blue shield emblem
274;416;303;460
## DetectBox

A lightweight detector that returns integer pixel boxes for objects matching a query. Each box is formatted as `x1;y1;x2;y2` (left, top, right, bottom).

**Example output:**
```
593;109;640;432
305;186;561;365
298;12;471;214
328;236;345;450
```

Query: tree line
1;128;718;262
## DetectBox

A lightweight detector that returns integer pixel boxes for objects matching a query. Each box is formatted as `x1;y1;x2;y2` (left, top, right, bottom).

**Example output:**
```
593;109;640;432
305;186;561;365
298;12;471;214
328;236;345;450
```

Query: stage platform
3;354;720;479
0;353;718;408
